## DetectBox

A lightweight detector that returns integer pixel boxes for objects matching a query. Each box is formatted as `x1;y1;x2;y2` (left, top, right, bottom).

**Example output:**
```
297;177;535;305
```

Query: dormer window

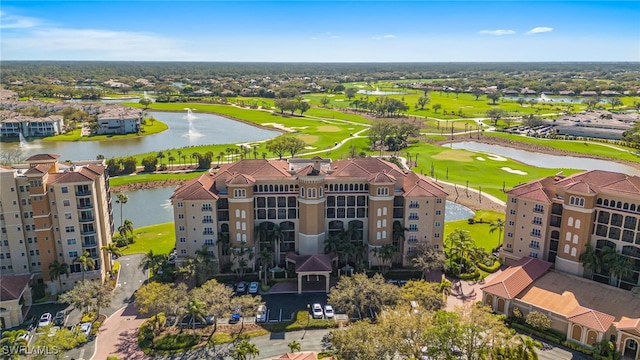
569;196;584;207
376;187;389;196
233;189;246;198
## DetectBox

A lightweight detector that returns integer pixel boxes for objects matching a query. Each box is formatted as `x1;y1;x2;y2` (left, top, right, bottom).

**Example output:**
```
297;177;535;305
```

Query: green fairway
444;210;505;251
120;222;175;255
109;171;205;187
42;119;168;142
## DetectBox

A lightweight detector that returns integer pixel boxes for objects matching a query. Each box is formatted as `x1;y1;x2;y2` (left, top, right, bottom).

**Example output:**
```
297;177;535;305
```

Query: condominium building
96;106;142;135
171;157;448;271
500;170;640;290
0;115;65;138
0;154;114;298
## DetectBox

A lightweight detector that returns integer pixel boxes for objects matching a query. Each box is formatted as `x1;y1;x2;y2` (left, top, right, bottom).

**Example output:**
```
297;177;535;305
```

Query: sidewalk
92;304;148;360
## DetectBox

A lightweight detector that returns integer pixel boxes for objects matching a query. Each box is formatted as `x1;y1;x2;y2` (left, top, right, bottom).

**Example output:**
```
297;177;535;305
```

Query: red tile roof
24;164;51;175
171;173;218;200
556;170;640;196
567;306;615;332
0;274;33;301
286;253;335;273
617;317;640;335
506;177;555;203
403;172;448;198
25;154;59;162
225;173;256;185
367;171;396;184
272;352;333;360
480;257;552;299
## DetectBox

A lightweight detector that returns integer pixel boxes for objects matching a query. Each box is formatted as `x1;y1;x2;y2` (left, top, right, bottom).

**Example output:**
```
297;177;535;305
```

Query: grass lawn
109;171;204;187
41;119;168;142
444;210;505;251
120;222;175;255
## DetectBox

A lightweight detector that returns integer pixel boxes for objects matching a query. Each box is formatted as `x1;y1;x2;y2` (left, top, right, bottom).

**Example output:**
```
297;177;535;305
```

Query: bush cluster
476;260;501;273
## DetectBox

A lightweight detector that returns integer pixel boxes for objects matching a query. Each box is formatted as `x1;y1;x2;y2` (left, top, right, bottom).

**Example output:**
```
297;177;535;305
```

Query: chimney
313;158;321;172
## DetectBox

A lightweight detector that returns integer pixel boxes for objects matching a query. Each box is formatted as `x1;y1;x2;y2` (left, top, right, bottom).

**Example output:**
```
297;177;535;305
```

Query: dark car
179;315;214;328
53;311;66;326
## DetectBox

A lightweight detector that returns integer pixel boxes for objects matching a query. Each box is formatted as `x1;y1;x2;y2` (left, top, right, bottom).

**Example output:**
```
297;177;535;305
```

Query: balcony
530;232;541;238
77;202;93;209
408;216;419;221
203;231;214;236
202;219;213;224
408;204;420;209
79;217;95;223
201;207;213;212
75;190;92;197
529;244;540;250
80;230;96;235
83;240;97;247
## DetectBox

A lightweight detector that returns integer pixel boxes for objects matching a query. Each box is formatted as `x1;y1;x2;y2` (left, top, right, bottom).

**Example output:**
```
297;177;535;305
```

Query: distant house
559;90;575;96
96;106;142;135
502;90;519;96
0;89;18;101
0;115;65;138
580;91;598;97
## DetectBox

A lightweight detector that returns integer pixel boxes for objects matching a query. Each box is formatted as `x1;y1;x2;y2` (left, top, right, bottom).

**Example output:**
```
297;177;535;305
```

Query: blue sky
1;1;639;62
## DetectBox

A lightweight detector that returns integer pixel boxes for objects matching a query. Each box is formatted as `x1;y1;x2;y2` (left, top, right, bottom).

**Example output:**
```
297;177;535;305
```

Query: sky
1;1;639;62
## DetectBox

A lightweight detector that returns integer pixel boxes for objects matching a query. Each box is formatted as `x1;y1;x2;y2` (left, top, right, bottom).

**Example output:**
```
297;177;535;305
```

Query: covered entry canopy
285;253;338;294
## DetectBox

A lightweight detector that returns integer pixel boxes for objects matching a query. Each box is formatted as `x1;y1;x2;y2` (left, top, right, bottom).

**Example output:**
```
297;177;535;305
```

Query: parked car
324;305;334;319
236;281;247;294
312;303;324;319
38;313;52;327
165;315;178;327
256;305;267;323
248;282;259;294
17;332;31;344
79;322;92;338
53;311;66;326
179;315;215;328
229;313;241;324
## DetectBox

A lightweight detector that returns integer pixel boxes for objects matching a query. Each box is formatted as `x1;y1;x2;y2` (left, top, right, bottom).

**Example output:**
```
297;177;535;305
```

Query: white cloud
0;11;40;29
526;27;553;35
373;34;396;40
479;29;516;36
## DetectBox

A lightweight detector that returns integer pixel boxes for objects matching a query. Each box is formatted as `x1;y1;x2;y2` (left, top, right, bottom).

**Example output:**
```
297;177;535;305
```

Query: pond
445;201;475;222
1;110;281;161
113;187;474;228
357;89;407;95
449;141;640;176
112;187;175;228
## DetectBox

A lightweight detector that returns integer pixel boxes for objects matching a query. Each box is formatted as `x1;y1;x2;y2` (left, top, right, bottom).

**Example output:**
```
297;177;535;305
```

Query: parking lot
261;293;329;322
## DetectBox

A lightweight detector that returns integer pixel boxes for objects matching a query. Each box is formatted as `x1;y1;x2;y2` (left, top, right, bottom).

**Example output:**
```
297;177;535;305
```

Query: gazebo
285;253;338;294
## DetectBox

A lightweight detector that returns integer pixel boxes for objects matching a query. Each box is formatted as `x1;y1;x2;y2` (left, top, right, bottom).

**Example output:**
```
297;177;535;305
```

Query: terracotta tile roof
171;173;218;200
273;352;332;360
0;274;33;301
330;158;404;180
225;173;256;185
216;159;291;180
556;170;640;195
567;306;615;332
518;288;579;316
480;257;552;299
286;253;334;273
24;164;51;175
367;171;396;184
49;171;94;184
617;317;640;335
507;177;555;203
402;172;448;198
564;181;596;194
25;154;60;162
295;164;326;176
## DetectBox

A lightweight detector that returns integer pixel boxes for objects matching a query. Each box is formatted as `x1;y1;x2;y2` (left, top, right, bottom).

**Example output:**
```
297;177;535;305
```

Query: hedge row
476;260;501;273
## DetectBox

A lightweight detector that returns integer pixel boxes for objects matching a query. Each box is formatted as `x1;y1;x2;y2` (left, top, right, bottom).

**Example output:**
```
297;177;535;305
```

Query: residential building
0;154;113;297
481;257;640;359
0;115;65;138
96;106;142;135
170;157;447;271
501;170;640;290
0;274;33;329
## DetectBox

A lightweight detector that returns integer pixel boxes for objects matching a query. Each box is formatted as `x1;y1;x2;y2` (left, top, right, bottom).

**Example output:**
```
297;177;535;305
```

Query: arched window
382;230;387;239
579;198;584;207
617;201;622;209
382;219;387;227
597;198;602;205
242;234;247;242
568;217;574;227
624;203;629;210
575;219;581;229
235;209;240;217
571;247;577;256
301;187;305;197
236;233;241;242
376;232;381;240
236;221;241;230
564;244;570;254
377;208;382;217
631;204;636;212
377;220;381;228
339;184;344;191
349;184;354;191
604;199;609;206
383;207;387;216
566;232;572;241
573;234;579;244
319;187;323;197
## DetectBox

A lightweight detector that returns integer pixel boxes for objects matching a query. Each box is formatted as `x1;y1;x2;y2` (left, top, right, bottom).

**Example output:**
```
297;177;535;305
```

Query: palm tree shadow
114;329;146;360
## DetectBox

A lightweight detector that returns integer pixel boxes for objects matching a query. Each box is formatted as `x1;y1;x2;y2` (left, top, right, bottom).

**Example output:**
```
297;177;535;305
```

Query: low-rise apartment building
170;157;448;272
0;154;114;303
96;106;142;135
0;115;65;138
501;170;640;290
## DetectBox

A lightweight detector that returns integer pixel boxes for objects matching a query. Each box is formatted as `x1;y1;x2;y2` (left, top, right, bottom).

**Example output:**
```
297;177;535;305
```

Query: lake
450;141;640;176
1;111;281;160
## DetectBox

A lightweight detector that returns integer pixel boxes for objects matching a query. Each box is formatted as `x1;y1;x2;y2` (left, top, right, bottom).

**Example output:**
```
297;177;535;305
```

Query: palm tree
287;340;301;353
513;335;542;360
609;253;632;288
258;248;274;284
232;340;260;360
270;224;284;265
140;250;159;273
489;218;505;249
411;243;446;278
392;221;408;245
115;193;128;226
186;298;207;335
446;229;474;270
323;233;342;255
156;151;165;166
177;150;183;167
123;219;134;236
101;242;123;262
74;251;95;281
48;259;69;292
168;155;176;169
371;244;397;273
217;232;231;267
579;243;601;279
1;329;29;360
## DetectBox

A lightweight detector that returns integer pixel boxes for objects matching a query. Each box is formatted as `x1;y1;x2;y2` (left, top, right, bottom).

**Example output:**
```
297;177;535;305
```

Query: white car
256;305;267;323
324;305;334;319
80;322;92;338
248;282;259;294
312;303;324;319
38;313;52;327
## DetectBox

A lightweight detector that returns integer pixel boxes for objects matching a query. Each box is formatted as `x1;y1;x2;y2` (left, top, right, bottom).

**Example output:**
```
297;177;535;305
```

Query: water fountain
19;132;28;148
183;108;203;138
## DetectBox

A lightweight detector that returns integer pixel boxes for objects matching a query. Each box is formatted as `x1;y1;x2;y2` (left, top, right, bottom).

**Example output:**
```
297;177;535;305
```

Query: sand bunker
501;167;527;175
476;157;485;161
487;154;507;161
304;146;317;150
262;123;296;132
317;125;341;132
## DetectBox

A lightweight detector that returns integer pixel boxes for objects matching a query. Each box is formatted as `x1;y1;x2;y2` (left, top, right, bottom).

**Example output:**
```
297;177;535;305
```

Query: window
409;224;418;232
179;226;185;231
382;230;386;239
377;220;381;228
203;215;213;223
435;210;442;216
69;251;78;258
533;217;542;225
65;226;75;233
178;214;184;219
181;249;187;255
241;210;246;219
507;232;513;238
568;217;574;227
564;244;570;254
436;199;442;204
377;187;389;196
529;252;539;258
510;209;516;215
236;221;241;230
434;233;440;238
409;212;419;220
571;247;577;257
65;213;72;220
61;187;68;193
566;232;572;241
204;239;214;246
533;204;544;213
530;240;540;249
63;199;70;206
409;201;419;208
531;229;541;237
177;202;183;208
383;207;387;216
575;219;581;229
508;221;515;226
506;243;512;249
179;237;186;243
435;221;441;227
511;198;517;204
67;239;76;245
235;209;240;217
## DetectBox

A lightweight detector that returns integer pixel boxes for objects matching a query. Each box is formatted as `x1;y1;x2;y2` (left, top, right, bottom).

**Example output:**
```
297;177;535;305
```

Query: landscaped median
137;311;340;355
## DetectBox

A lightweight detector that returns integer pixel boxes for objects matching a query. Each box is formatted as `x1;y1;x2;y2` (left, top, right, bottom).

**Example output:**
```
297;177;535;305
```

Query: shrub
106;357;119;360
152;334;199;351
476;260;501;273
457;270;480;280
81;312;96;323
526;310;552;331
